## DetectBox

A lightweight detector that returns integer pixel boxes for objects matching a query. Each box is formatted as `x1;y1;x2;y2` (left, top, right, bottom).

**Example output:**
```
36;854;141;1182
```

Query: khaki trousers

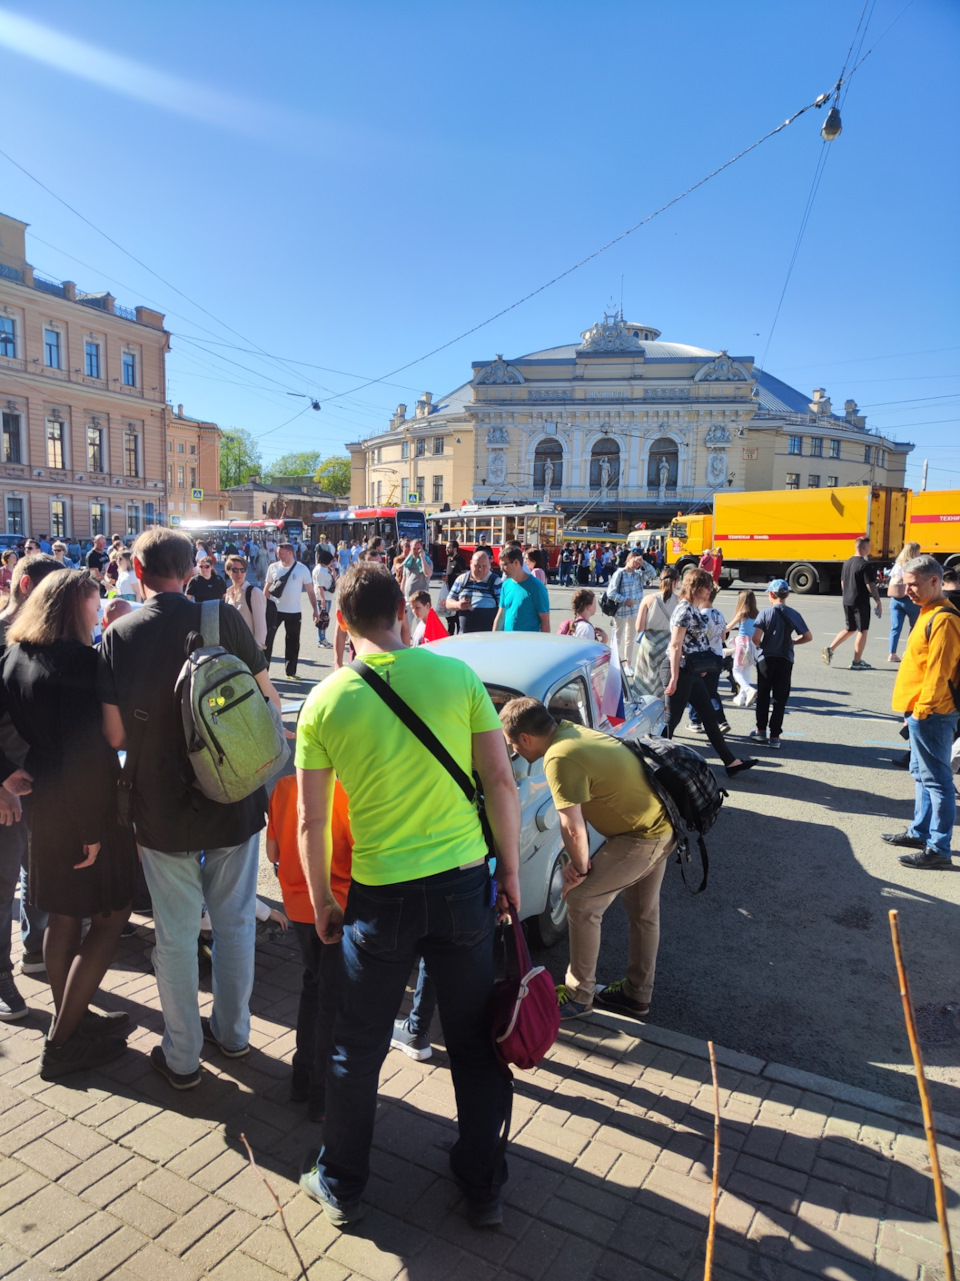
564;831;676;1006
613;614;638;670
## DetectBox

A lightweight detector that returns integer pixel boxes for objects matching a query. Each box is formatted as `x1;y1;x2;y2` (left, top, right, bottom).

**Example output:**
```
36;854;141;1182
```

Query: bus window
395;511;427;542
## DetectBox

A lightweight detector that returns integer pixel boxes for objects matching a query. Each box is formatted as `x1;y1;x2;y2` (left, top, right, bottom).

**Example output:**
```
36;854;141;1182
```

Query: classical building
225;479;341;525
347;313;912;526
165;404;228;521
0;211;169;539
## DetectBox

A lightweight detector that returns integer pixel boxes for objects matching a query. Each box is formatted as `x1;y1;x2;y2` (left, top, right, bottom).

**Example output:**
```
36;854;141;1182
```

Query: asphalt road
262;582;960;1116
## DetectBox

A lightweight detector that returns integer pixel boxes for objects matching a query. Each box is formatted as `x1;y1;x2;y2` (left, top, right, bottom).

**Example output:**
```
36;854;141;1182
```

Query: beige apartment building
0;211;170;540
165;404;228;522
348;312;912;525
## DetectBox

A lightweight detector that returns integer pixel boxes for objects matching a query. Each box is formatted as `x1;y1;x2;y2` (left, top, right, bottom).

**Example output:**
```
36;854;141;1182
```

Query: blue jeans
408;956;437;1036
889;597;920;656
18;857;47;957
140;835;259;1073
906;712;958;858
0;821;27;971
312;864;507;1208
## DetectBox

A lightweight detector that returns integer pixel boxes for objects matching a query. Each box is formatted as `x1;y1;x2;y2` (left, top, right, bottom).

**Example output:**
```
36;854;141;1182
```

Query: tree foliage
261;451;351;495
314;456;351;495
219;429;263;490
262;450;323;481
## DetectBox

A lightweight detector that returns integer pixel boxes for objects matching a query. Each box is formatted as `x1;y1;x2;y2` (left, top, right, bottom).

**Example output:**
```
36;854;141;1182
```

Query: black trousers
666;665;736;767
756;656;794;738
266;611;302;676
291;921;340;1116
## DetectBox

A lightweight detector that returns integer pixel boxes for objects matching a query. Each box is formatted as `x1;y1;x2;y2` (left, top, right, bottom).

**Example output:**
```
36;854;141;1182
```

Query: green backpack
175;600;288;804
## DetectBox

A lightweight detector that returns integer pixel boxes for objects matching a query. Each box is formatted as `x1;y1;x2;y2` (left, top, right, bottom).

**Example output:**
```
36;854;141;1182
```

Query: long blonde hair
730;590;759;626
896;541;921;566
6;569;98;646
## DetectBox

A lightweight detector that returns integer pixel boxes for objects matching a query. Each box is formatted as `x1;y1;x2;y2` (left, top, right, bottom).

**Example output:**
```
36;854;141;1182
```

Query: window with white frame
87;424;104;473
122;351;137;387
90;500;105;536
6;496;24;535
46;418;65;469
189;444;196;455
145;502;156;527
787;435;803;455
829;439;841;458
808;474;820;488
44;328;61;369
84;341;101;379
51;499;67;538
167;463;173;487
432;475;444;503
415;438;426;458
433;436;444;456
0;316;16;358
864;446;871;464
126;503;141;536
2;411;22;464
785;472;800;489
415;476;424;501
177;465;185;488
189;466;197;489
124;430;140;478
177;441;184;453
827;476;838;487
401;440;409;459
810;437;823;457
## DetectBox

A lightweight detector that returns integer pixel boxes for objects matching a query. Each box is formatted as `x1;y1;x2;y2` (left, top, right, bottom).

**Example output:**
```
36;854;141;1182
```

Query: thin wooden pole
888;910;956;1281
239;1133;310;1280
703;1040;721;1281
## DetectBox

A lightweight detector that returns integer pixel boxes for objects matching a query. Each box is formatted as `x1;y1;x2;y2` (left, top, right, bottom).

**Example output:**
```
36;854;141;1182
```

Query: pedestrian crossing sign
406;492;419;505
191;488;204;501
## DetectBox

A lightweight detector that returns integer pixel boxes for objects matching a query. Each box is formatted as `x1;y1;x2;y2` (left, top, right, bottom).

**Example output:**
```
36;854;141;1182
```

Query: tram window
540;518;557;543
490;516;505;545
475;518;493;542
504;517;517;542
449;519;465;542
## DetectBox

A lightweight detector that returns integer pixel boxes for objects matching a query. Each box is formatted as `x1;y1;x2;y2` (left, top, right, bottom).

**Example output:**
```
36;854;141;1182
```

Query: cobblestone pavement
1;922;958;1281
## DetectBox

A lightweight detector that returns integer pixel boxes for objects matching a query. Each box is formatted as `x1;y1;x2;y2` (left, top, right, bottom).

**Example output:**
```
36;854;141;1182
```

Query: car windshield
483;683;525;716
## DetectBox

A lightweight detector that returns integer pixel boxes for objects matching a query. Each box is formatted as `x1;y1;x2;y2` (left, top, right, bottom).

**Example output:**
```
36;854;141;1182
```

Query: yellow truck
905;489;960;569
666;486;910;594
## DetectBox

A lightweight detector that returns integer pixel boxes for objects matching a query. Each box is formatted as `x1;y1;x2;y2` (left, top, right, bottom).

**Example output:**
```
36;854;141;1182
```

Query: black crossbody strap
349;659;475;802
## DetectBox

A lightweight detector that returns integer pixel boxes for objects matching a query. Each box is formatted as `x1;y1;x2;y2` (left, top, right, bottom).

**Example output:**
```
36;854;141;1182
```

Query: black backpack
622;736;727;894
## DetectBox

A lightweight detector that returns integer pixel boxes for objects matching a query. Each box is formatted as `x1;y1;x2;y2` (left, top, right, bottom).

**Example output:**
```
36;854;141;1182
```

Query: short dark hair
408;590;431;607
316;548;333;566
501;546;524;565
9;554;64;612
338;563;403;636
278;541;295;551
500;697;557;740
132;528;194;582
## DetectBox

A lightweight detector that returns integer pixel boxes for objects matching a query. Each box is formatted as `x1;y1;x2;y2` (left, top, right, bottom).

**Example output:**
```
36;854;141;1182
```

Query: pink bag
557;619;573;635
489;907;561;1071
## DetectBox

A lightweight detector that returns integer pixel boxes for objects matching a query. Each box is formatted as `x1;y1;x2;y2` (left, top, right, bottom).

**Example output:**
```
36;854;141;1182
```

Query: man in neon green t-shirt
296;563;521;1229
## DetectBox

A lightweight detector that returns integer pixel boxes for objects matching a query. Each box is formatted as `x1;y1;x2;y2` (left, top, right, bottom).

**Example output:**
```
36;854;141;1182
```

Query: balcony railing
34;277;65;297
0;263;23;283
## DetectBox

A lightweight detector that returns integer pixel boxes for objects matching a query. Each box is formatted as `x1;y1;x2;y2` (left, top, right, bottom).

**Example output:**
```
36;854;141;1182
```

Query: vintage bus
310;505;427;550
427;503;565;573
174;517;304;547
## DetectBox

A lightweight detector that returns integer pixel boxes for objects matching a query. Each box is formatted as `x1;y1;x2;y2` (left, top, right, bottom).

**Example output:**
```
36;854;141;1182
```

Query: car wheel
529;849;569;948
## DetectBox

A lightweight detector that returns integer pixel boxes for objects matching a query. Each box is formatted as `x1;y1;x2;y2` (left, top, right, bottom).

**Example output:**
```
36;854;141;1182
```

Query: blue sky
1;0;957;489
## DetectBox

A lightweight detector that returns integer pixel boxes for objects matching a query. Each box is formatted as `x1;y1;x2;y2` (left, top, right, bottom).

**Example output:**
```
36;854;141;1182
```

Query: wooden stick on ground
239;1133;310;1281
704;1040;721;1281
888;909;956;1281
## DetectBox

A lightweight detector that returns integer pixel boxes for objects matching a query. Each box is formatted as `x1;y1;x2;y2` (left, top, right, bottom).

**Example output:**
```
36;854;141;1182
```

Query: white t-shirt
312;564;335;596
115;569;138;600
264;560;312;614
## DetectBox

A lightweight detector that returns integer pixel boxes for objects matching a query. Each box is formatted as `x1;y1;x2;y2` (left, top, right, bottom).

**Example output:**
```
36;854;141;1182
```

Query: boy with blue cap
749;579;813;749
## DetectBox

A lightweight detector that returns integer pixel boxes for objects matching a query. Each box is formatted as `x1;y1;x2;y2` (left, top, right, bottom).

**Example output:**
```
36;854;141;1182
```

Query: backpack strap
348;659;475;802
245;584;253;610
200;598;221;647
924;604;960;642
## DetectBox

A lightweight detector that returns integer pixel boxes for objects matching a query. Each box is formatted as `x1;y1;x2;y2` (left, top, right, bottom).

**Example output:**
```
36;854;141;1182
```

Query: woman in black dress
0;570;137;1078
185;555;226;603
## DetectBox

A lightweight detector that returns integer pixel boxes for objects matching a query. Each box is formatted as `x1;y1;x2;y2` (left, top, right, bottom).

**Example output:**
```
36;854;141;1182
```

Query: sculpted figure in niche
599;457;611;489
543;458;554;492
659;456;669;489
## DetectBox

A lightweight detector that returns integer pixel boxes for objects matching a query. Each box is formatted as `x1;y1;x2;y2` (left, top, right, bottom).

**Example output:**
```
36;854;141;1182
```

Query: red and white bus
427;503;565;572
174;517;304;546
310;506;427;549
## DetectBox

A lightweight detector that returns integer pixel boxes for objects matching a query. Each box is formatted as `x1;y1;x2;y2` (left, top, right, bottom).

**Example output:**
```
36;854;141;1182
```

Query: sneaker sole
18;964;47;976
390;1038;433;1061
201;1019;250;1059
41;1038;127;1080
299;1171;365;1227
0;1007;29;1022
594;998;650;1019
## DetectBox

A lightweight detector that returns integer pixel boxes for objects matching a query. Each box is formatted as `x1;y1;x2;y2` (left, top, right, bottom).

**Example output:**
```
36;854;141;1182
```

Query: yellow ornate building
348;312;912;525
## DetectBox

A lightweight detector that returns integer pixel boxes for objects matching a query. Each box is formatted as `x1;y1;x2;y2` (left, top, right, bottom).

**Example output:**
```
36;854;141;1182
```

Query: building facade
165;404;228;521
0;212;170;539
348;313;912;526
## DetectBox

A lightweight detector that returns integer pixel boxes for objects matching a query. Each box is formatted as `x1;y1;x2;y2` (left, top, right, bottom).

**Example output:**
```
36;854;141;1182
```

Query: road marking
863;739;904;747
779;731;805;738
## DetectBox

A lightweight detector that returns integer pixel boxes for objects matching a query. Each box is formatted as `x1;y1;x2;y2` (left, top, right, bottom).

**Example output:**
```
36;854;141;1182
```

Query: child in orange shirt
266;772;352;1121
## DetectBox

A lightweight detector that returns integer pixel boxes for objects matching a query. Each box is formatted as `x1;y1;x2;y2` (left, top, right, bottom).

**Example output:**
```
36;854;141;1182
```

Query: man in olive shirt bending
501;698;675;1021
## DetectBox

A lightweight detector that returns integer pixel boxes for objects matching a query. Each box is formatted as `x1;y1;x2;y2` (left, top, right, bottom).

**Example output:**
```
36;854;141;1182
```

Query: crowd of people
0;521;955;1235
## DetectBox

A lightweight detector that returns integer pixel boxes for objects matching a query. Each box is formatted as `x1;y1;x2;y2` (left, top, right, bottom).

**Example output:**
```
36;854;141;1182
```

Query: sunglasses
227;567;245;575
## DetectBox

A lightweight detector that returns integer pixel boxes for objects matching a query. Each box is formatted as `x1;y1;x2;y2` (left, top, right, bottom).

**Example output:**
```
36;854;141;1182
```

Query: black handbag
687;649;724;679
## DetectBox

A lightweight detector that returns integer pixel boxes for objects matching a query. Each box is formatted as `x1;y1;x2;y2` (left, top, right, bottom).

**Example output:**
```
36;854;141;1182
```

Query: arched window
533;439;563;491
647;437;679;490
589;438;620;490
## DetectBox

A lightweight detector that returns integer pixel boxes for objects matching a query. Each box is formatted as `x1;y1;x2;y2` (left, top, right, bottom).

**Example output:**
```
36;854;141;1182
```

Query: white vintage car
427;633;665;945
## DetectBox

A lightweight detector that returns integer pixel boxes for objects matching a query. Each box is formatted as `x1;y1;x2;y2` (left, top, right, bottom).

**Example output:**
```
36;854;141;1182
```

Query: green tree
219;429;263;489
262;450;323;481
314;455;351;495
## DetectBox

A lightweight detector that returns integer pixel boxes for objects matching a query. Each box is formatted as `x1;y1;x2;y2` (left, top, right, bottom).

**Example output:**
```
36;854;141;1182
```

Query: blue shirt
755;604;808;662
500;573;550;632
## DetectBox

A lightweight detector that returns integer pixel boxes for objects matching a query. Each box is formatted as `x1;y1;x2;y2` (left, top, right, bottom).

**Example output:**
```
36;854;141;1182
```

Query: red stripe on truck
714;532;866;542
909;513;960;524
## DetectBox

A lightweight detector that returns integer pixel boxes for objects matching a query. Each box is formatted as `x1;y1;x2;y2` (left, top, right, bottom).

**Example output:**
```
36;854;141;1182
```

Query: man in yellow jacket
883;555;960;870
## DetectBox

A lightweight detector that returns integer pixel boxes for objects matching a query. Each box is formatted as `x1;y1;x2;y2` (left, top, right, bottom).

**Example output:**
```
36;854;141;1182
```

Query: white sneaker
732;692;745;707
744;688;758;706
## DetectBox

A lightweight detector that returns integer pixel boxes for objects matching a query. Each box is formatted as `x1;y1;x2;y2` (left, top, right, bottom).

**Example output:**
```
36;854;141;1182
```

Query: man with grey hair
823;536;882;669
882;554;960;869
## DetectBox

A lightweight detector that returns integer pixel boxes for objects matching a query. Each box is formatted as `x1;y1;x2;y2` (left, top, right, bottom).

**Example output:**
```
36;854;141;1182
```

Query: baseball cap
768;578;791;594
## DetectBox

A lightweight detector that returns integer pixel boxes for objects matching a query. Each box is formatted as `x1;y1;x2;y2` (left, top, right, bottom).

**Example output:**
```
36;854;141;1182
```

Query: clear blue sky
1;0;957;489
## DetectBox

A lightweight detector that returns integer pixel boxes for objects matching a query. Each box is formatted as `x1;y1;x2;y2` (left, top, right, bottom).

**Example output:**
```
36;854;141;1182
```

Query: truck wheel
675;558;698;580
787;563;819;595
529;850;569;948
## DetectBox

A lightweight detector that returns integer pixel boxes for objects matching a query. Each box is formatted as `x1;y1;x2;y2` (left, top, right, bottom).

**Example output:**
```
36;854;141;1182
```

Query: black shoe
150;1045;201;1090
896;752;911;769
594;980;650;1020
201;1016;250;1059
465;1194;503;1229
725;758;758;778
882;832;926;849
40;1032;127;1080
899;848;953;870
80;1010;130;1039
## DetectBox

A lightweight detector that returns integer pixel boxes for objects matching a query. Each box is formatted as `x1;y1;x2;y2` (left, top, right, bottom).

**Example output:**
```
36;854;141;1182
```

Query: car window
482;684;525;717
547;676;592;727
588;656;610;718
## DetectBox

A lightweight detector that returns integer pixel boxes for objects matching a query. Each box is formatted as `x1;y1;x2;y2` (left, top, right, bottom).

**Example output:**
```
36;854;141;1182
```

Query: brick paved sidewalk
1;919;958;1281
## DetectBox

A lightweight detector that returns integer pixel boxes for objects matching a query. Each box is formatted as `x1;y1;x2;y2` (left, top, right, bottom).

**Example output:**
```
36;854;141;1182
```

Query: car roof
428;633;609;701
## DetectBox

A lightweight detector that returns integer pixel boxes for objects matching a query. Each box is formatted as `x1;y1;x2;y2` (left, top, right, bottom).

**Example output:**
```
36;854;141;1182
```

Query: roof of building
514;340;720;362
753;370;817;417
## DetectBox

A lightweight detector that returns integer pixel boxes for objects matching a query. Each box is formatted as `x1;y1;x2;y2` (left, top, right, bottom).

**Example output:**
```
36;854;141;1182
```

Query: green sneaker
556;984;591;1020
594;980;650;1020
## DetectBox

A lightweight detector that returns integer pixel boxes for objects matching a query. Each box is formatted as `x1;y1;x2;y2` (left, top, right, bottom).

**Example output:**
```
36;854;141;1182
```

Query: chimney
808;388;831;416
844;399;866;430
177;404;184;418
